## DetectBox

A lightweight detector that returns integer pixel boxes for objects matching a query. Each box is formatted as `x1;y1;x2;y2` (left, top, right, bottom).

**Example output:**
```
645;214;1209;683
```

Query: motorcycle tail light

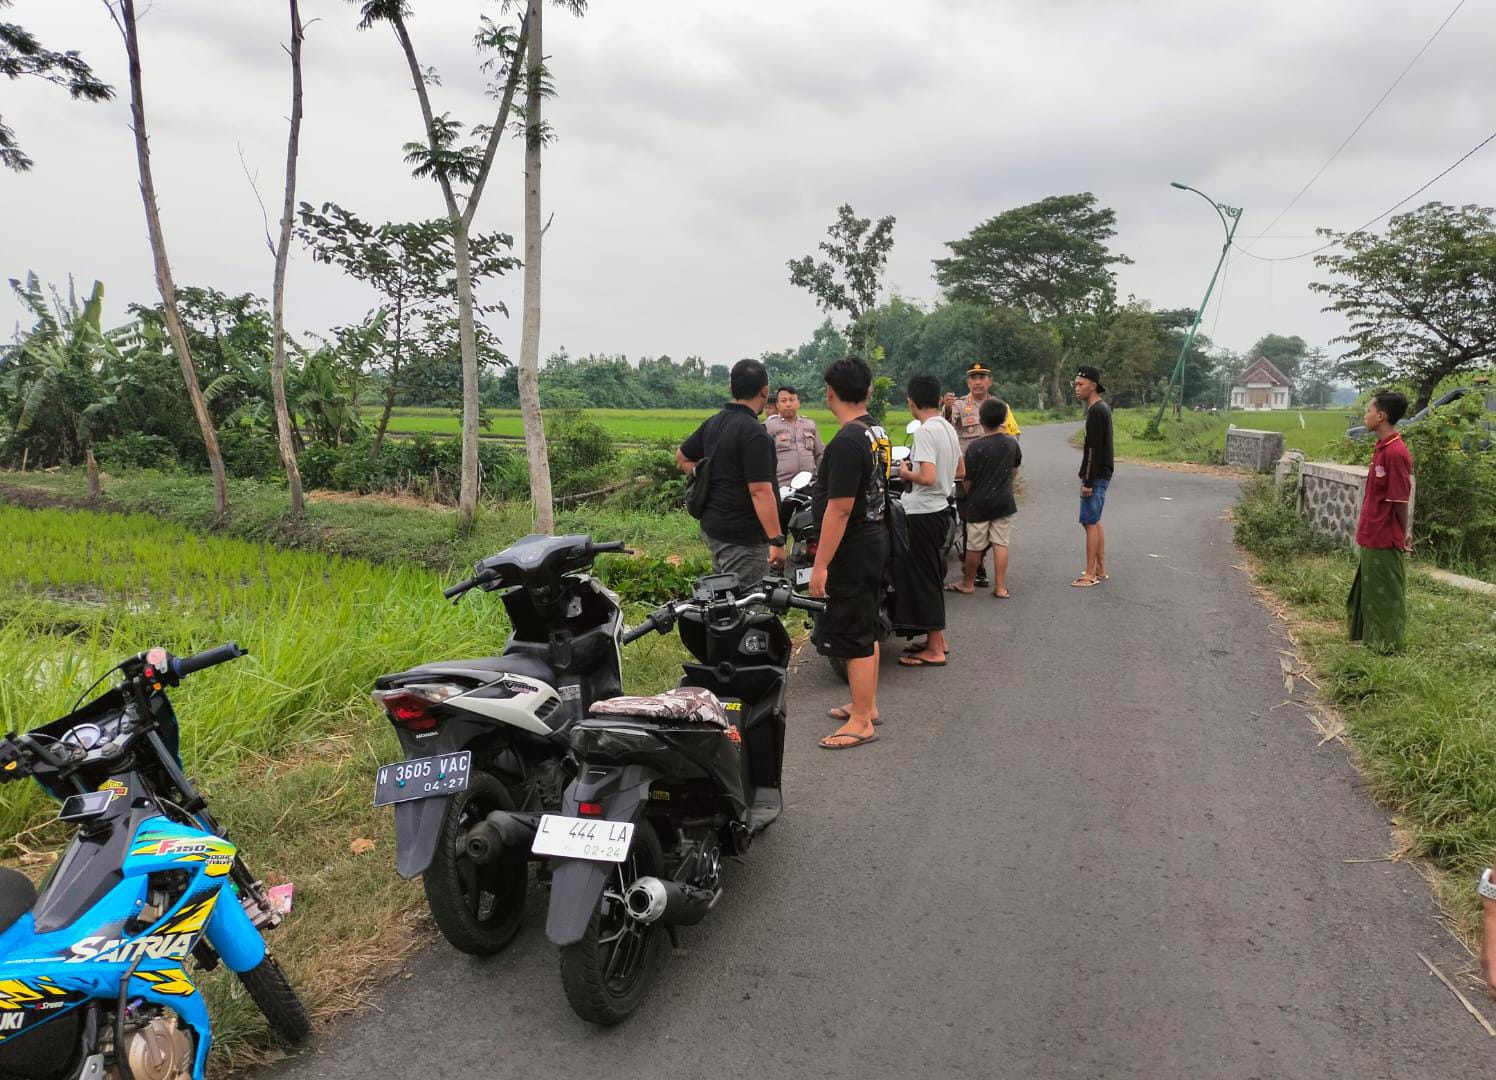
578;801;604;817
372;684;462;733
805;539;818;560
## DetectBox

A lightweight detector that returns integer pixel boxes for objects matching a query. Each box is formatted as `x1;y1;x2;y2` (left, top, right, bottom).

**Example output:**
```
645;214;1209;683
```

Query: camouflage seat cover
588;686;730;729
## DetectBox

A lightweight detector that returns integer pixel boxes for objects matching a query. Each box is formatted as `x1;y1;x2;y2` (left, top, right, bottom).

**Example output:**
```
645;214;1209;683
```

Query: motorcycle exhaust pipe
623;877;718;927
464;810;539;865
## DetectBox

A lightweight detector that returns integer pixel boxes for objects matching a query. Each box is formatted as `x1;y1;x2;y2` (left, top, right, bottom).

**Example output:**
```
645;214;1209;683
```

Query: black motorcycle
370;534;631;955
512;574;821;1024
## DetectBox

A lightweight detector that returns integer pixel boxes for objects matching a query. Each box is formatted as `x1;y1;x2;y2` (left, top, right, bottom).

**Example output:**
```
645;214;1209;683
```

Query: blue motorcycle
0;644;308;1080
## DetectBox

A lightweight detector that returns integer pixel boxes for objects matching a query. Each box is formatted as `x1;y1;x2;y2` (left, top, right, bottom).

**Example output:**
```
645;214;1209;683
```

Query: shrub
93;433;179;471
547;410;620;497
618;438;684;514
217;430;282;480
1398;395;1496;575
1233;476;1340;561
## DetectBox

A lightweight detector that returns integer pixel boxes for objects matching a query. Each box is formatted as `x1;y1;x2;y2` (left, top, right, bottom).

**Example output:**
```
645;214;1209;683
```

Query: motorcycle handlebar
588;540;632;555
170;642;246;681
442;577;476;600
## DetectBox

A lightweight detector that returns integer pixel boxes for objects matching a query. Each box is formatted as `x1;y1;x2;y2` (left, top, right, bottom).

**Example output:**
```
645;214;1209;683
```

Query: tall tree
1;0;113;171
1295;346;1337;408
270;0;307;514
1312;202;1496;411
107;0;229;518
788;203;896;352
296;204;516;456
934;193;1131;408
352;0;532;533
1244;333;1307;380
517;0;553;532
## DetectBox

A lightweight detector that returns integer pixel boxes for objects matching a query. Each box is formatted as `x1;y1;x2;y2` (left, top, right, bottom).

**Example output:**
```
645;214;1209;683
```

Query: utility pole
1147;182;1242;437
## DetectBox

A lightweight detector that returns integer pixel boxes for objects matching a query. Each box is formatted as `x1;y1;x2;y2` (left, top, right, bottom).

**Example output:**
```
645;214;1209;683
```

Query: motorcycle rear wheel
558;821;665;1025
423;770;527;956
238;954;311;1045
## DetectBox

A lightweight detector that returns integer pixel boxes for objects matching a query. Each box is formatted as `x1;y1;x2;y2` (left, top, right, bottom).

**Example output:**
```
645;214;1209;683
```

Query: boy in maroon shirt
1347;390;1414;653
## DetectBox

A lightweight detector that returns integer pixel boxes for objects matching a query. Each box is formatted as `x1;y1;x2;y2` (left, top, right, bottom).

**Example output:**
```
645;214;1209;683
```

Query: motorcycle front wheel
558;821;665;1025
238;954;311;1044
423;770;527;956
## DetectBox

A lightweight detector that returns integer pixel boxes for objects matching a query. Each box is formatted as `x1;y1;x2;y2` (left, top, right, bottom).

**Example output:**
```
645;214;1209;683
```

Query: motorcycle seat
589;686;730;729
376;653;556;690
0;866;36;934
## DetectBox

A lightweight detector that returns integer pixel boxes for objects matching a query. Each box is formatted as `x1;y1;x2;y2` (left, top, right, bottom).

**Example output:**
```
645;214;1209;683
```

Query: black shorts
814;529;888;659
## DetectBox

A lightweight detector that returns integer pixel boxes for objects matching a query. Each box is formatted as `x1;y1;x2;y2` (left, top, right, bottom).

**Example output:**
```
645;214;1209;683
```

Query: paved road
271;421;1493;1079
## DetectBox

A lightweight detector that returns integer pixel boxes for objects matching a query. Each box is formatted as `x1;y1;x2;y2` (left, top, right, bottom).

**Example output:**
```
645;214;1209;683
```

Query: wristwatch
768;535;787;548
1479;868;1496;902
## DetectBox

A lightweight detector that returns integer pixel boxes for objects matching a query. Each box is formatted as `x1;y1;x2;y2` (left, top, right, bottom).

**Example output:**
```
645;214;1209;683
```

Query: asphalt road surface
270;421;1494;1080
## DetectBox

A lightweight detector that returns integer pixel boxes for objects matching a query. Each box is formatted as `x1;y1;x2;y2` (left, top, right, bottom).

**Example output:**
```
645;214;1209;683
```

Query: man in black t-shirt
1072;365;1113;588
951;398;1021;597
809;356;890;751
678;359;786;587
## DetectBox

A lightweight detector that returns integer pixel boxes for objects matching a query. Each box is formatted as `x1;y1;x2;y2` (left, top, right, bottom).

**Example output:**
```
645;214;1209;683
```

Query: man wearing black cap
1072;365;1112;588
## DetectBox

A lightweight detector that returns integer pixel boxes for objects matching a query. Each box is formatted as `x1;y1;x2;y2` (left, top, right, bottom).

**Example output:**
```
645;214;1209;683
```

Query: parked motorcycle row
0;530;824;1077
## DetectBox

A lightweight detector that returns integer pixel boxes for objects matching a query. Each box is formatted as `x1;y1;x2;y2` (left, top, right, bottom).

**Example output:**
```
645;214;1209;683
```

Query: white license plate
794;566;812;585
531;814;635;863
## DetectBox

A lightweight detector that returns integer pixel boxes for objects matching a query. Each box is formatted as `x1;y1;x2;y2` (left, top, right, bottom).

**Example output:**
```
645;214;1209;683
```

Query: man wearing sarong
1347;390;1413;654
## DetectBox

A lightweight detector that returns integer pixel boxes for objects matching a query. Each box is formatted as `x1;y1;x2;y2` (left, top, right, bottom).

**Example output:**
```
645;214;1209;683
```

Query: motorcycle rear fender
390;725;483;880
544;764;655;947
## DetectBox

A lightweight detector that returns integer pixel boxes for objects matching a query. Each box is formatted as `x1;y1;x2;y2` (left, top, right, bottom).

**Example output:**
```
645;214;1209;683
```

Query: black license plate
373;751;472;807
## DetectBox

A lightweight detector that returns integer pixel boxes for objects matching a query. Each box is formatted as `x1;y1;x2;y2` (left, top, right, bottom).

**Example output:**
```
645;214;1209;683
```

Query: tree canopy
0;0;113;171
1312;202;1496;410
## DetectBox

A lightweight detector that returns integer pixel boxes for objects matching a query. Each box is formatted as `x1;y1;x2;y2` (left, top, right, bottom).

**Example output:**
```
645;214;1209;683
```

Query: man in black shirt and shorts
1072;365;1113;588
951;398;1021;597
678;359;787;587
809;356;891;750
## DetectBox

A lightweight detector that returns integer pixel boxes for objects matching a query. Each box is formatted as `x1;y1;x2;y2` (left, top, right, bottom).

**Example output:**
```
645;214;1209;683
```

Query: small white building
1231;357;1292;410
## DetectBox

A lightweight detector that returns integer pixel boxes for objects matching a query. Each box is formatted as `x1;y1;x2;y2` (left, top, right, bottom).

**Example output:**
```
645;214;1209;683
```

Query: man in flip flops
808;357;891;750
943;361;1019;588
1072;366;1112;588
950;398;1021;597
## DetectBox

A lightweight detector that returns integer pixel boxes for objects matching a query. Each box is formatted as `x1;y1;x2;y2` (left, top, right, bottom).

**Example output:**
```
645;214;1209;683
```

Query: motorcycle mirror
791;471;812;490
778;486;792;500
905;419;921;435
892;446;911;462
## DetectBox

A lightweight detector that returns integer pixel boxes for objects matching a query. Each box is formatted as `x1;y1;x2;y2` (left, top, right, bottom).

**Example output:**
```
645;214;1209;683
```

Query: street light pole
1147;181;1242;436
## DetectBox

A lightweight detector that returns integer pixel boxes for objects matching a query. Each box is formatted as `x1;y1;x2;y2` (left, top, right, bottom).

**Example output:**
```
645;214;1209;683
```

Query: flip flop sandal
1070;576;1100;588
992;591;1012;599
903;642;953;655
828;707;883;726
943;583;975;594
819;732;879;750
898;656;947;667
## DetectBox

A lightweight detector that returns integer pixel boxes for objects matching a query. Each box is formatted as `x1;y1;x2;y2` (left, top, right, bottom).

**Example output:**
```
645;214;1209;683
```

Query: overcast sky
4;0;1495;370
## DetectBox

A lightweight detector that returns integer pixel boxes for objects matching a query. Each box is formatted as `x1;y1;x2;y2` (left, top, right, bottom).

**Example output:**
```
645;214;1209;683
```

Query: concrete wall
1225;429;1285;472
1293;461;1415;545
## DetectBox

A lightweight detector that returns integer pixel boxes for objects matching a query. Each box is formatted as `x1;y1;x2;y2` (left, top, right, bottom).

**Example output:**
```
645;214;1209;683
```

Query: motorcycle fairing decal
130;832;236;878
0;976;73;1009
133;967;195;996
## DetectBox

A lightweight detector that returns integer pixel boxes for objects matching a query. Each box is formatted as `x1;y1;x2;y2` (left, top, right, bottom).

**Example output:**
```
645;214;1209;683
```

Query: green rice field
388;405;1050;444
1107;406;1362;465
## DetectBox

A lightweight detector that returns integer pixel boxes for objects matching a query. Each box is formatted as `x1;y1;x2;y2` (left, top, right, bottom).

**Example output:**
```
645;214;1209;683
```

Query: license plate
372;751;471;807
531;814;635;863
794;566;812;586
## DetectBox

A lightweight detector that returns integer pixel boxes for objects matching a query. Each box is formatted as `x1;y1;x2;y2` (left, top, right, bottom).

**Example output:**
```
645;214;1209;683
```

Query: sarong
890;509;949;632
1347;546;1406;654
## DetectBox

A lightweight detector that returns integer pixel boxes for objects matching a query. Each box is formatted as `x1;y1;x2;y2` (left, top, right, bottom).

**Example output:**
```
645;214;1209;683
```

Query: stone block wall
1225;429;1285;472
1294;461;1415;545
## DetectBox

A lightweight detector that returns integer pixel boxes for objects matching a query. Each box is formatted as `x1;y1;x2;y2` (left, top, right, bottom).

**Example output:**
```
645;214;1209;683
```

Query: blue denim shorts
1079;479;1110;525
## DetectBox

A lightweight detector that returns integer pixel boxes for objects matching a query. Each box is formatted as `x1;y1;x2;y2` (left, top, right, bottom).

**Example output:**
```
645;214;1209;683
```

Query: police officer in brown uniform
765;385;824;486
943;363;1014;587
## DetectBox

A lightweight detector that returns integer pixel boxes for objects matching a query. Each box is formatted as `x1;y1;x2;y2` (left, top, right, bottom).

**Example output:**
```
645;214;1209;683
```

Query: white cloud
3;0;1494;369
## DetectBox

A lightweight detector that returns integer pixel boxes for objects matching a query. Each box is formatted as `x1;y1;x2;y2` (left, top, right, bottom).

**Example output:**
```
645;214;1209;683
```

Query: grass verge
0;504;690;1068
1234;479;1496;939
1102;407;1360;465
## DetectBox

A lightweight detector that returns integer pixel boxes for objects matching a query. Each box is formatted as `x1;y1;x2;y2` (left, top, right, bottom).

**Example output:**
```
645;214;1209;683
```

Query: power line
1244;0;1469;251
1232;126;1496;263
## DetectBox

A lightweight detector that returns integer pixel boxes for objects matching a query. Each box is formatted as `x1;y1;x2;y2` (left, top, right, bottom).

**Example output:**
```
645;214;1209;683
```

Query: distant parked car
1345;385;1496;447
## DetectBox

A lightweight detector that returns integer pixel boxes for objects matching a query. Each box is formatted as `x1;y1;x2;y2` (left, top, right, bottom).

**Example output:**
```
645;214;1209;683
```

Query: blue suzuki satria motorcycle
0;644;308;1080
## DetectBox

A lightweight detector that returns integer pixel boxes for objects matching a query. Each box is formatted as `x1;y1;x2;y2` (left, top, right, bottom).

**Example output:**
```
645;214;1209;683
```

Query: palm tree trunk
270;0;306;514
518;0;554;533
117;0;228;520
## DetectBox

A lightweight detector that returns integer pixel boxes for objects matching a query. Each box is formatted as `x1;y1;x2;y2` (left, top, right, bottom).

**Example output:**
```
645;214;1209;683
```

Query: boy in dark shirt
809;356;890;750
1072;365;1113;588
1347;389;1414;653
951;398;1022;597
